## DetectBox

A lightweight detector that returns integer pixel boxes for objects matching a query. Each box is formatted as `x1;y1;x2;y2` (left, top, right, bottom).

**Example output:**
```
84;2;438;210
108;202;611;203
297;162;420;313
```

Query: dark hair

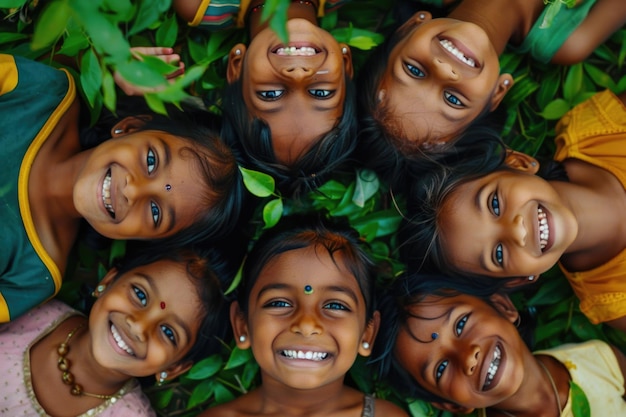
221;77;358;198
375;272;535;402
111;244;232;364
78;98;245;250
236;214;377;321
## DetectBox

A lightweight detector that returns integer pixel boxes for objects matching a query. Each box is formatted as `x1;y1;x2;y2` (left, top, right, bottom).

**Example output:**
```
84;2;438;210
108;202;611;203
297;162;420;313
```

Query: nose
126;315;147;343
290;309;322;336
462;344;480;376
281;65;313;81
432;57;459;81
123;174;164;205
509;214;527;247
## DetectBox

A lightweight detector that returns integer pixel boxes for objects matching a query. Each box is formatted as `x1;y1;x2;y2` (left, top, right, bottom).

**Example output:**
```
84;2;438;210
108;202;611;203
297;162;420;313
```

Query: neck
256;377;351;416
448;0;545;54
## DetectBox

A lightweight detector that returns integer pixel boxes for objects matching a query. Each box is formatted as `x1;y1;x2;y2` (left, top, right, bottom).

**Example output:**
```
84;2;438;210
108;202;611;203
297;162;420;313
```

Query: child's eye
265;300;292;308
161;324;177;345
455;314;469;336
150;201;160;226
133;286;147;306
147;149;156;174
490;193;500;216
257;90;284;100
308;89;334;99
436;360;448;381
405;63;425;78
324;301;350;311
444;91;463;107
494;243;504;266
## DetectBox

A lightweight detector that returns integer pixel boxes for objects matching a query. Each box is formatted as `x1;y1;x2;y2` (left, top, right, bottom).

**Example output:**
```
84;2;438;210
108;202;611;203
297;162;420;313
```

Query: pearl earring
114;128;123;134
528;275;535;281
239;335;246;343
235;49;241;56
419;13;425;20
342;47;348;55
362;342;370;350
91;284;106;297
158;371;167;384
503;79;511;86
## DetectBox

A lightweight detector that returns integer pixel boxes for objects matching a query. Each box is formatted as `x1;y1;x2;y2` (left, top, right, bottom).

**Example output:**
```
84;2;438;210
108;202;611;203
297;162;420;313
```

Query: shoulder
373;397;409;417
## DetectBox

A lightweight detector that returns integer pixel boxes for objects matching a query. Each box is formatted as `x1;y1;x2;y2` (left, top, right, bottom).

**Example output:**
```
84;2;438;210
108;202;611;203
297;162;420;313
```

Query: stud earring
235;49;241;56
113;128;124;134
419;13;426;20
91;284;106;297
528;275;535;281
503;79;511;86
239;335;246;343
531;161;538;167
158;371;167;385
342;47;348;55
362;342;370;350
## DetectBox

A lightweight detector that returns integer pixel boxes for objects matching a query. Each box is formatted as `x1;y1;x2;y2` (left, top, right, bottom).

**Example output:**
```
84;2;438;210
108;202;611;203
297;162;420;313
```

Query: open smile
102;168;115;219
482;344;501;391
538;206;552;251
439;38;477;68
272;44;321;56
281;349;329;361
110;323;135;356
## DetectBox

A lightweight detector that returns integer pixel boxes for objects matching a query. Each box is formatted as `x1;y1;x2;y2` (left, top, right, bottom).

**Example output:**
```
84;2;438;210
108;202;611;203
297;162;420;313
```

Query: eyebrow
256;283;360;305
140;272;192;342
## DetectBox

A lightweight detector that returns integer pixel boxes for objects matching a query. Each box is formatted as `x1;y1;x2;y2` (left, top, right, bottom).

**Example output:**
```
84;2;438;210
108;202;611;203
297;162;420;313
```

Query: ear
503;274;540;289
230;301;250;349
394;11;432;39
488;292;519;325
110;116;150;137
432;401;475;414
339;43;354;79
489;73;514;111
358;311;381;357
99;267;119;288
504;149;539;174
227;44;246;84
160;360;193;381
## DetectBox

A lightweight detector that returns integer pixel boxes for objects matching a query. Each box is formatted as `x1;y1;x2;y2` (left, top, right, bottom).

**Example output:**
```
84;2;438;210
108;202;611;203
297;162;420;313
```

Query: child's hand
114;47;185;96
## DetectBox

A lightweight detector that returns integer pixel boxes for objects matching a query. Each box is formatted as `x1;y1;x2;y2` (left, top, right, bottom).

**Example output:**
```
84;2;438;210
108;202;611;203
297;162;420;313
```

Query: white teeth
483;345;501;389
111;324;134;356
439;39;476;67
275;46;318;56
281;349;329;361
102;169;115;218
538;207;549;250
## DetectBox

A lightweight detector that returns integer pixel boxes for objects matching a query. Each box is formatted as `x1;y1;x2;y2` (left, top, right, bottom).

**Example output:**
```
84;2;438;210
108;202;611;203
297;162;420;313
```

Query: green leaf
0;0;28;7
262;198;283;229
225;346;254;369
352;169;379;208
563;63;583;102
155;14;178;47
101;69;117;112
31;0;71;50
187;355;223;379
312;179;347;200
213;382;236;405
241;359;260;388
239;166;276;197
143;93;167;115
107;239;126;265
570;381;591;417
152;387;174;409
225;260;244;295
79;49;103;109
583;63;617;90
187;379;214;409
539;99;571;120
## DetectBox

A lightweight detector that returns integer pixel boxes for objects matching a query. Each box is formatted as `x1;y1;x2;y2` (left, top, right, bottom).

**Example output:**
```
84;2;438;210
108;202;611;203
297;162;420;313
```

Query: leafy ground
1;0;625;416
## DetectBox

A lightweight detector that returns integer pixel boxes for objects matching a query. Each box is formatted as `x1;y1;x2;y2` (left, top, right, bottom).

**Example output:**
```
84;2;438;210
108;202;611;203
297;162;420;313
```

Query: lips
110;323;135;356
102;168;115;219
439;38;478;68
537;206;552;252
272;44;321;56
280;349;329;361
482;344;501;391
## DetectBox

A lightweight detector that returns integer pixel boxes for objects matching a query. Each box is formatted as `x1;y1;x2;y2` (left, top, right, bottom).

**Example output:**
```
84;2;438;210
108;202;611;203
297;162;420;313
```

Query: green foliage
6;1;623;416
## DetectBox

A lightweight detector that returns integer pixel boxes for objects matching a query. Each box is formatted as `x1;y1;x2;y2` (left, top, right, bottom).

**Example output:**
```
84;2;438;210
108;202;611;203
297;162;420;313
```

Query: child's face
377;18;504;147
394;294;529;411
229;18;352;165
438;170;577;279
89;259;201;378
237;245;376;390
74;131;209;240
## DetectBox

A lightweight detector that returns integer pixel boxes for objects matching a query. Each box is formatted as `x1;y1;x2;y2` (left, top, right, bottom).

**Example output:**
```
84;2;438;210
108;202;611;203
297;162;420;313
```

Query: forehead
251;246;361;296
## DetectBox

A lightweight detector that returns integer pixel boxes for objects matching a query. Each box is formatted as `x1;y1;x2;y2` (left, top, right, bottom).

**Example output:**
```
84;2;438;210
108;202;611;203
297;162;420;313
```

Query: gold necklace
498;358;562;417
57;323;113;400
